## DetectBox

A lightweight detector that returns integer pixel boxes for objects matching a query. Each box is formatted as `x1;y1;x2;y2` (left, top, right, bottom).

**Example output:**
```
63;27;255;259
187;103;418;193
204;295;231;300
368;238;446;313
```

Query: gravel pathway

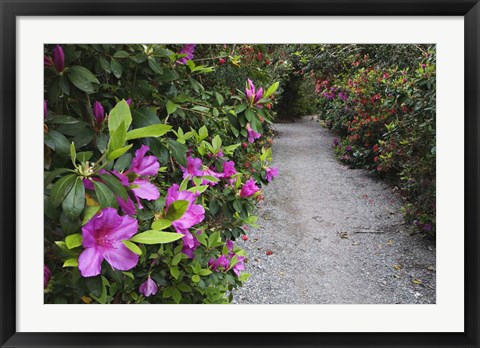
235;118;436;304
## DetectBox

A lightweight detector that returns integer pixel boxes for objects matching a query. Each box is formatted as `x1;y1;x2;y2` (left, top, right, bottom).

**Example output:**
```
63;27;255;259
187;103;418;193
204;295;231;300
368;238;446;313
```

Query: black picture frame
1;1;479;347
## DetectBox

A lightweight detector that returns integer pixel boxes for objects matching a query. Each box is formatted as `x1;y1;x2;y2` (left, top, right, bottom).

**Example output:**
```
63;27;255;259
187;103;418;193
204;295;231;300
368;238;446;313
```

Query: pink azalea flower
92;101;105;123
208;255;230;271
240;178;260;198
223;161;237;177
265;166;279;182
165;184;205;234
128;145;160;177
139;277;158;297
245;79;264;107
181;230;201;258
52;45;65;72
176;44;196;64
44;264;51;289
114;145;160;214
246;123;261;143
78;207;139;277
202;167;224;186
180;156;204;179
231;255;245;276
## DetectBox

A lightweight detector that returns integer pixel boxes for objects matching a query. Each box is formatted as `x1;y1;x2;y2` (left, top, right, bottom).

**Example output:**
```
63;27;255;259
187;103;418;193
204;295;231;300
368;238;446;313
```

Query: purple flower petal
139;277;158;297
130;145;160;177
52;45;65;72
78;247;104;277
102;242;139;271
131;178;160;201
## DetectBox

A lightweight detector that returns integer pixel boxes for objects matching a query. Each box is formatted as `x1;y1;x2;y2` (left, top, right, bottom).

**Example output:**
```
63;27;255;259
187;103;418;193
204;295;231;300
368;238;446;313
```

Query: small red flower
266;250;273;256
265;59;270;65
242;235;248;241
245;162;250;168
242;142;248;149
266;103;272;109
219;58;226;65
259;116;265;123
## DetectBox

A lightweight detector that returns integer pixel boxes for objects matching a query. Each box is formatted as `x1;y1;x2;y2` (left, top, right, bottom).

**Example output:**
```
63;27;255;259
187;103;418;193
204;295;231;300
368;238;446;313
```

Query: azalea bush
314;45;436;235
44;44;279;303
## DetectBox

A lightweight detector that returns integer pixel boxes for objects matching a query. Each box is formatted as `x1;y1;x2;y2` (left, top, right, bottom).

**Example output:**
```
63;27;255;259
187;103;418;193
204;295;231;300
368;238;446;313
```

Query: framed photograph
1;0;479;347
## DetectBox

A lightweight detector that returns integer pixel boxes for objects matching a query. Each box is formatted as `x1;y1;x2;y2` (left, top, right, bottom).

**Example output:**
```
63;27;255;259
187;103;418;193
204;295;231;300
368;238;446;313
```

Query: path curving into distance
235;118;436;304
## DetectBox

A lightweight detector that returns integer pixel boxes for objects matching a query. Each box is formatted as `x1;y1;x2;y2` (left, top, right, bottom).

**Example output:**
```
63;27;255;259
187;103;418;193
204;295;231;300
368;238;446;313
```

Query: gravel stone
235;119;436;304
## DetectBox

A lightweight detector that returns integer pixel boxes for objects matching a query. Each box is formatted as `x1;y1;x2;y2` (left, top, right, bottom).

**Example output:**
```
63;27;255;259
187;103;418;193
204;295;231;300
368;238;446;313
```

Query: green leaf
159;69;178;82
172;288;182;303
132;108;160;128
125;124;171;141
199;269;212;276
208;231;222;248
245;108;255;122
50;174;77;207
44;129;71;158
65;233;83;249
165;200;189;221
122;240;142;255
63;258;79;267
82;205;101;226
123;271;134;280
179;174;190;191
66;66;99;93
77;151;93;162
108;100;132;135
44;168;72;189
148;59;163;75
110;58;123;78
212;135;222;150
130;231;183;244
250;115;262;133
200;175;219;183
107;121;127;155
98;173;129;201
192;274;200;283
167;139;187;167
215;93;224;106
264;81;279;98
107;144;133;161
187;185;208;195
198;125;208;140
92;181;117;208
166;100;178;115
99;56;111;72
113;50;129;59
151;218;172;231
171;253;183;266
170;266;180;279
62;178;85;220
70;142;76;165
233;199;243;213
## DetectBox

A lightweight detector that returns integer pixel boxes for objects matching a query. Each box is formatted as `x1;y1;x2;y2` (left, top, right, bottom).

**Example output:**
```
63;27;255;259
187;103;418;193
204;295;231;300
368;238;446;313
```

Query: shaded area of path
235;118;436;304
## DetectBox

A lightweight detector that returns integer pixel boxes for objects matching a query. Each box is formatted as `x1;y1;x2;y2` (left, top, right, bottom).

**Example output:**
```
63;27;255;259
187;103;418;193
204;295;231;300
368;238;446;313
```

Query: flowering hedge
44;44;279;303
313;45;436;235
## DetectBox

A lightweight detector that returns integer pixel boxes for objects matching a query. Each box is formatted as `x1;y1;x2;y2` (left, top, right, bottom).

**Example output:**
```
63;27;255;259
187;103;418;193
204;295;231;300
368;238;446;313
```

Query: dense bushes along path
236;118;435;304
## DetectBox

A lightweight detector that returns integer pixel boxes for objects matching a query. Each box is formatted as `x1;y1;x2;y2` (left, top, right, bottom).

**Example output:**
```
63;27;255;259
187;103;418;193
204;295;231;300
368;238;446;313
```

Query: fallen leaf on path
387;239;394;246
412;279;422;284
81;296;92;304
393;265;402;270
266;250;273;256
